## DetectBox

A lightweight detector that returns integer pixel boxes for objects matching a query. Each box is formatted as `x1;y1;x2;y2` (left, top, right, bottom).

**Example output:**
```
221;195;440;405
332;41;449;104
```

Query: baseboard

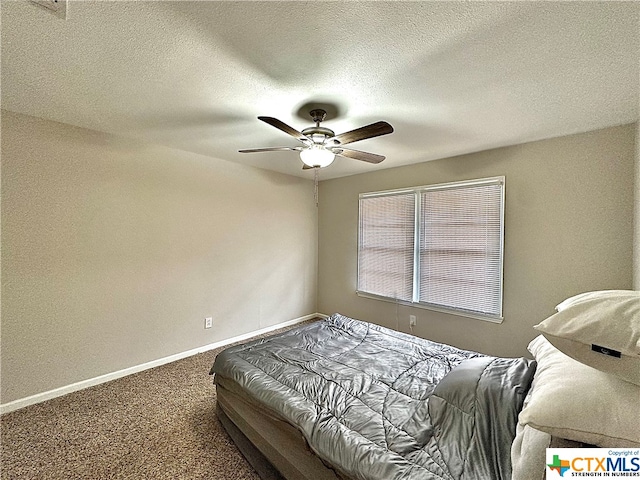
1;313;327;415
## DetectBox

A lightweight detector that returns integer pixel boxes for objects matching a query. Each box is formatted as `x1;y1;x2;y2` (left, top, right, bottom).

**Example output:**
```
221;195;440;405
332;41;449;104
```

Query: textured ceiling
2;1;638;180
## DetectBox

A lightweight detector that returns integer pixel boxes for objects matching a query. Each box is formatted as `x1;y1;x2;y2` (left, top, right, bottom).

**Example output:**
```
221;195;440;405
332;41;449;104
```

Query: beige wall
318;124;636;358
635;120;640;289
1;111;636;405
1;111;318;404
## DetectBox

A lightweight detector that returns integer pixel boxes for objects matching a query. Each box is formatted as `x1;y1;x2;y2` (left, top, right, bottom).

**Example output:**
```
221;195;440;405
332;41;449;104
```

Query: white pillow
518;335;640;447
535;290;640;385
555;289;639;312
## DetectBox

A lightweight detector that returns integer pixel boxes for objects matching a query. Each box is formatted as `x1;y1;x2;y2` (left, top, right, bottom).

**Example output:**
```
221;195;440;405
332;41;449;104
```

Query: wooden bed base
217;406;285;480
215;377;344;480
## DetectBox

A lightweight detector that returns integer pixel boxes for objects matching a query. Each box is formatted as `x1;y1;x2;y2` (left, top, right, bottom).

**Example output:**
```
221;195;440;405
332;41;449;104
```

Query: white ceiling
2;1;639;180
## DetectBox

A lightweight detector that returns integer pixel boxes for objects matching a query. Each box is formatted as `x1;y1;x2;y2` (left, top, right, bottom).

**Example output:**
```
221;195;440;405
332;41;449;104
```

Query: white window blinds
357;192;415;302
418;181;503;317
357;177;504;321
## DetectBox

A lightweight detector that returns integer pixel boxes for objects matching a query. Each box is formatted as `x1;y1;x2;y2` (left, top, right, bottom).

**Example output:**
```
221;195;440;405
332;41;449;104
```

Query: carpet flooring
1;321;315;479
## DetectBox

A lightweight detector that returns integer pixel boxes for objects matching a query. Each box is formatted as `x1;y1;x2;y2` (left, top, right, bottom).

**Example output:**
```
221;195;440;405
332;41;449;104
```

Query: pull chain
314;167;319;207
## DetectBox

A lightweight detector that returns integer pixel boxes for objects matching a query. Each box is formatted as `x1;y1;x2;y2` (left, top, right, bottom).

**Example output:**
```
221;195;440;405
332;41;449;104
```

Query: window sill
356;291;504;324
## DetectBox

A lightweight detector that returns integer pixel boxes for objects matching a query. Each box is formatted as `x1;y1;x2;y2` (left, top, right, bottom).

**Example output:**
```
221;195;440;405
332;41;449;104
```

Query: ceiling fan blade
334;147;385;164
330;121;394;146
239;146;301;153
258;117;308;143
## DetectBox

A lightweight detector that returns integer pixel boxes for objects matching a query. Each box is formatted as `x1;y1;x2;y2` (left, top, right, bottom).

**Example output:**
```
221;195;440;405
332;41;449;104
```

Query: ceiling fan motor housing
301;126;335;144
302;109;336;145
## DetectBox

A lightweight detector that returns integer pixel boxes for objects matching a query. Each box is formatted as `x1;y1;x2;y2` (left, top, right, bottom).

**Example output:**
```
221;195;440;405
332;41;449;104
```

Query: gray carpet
1;322;314;479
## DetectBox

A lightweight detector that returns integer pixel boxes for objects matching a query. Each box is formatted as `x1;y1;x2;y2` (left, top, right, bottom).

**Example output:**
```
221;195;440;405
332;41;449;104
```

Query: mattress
211;314;536;480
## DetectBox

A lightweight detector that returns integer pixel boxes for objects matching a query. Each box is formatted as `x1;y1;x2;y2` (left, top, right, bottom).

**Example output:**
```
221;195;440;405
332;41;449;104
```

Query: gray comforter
211;314;536;480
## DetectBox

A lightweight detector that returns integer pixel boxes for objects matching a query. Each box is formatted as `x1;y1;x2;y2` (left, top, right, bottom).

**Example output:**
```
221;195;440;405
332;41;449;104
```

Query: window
357;177;504;322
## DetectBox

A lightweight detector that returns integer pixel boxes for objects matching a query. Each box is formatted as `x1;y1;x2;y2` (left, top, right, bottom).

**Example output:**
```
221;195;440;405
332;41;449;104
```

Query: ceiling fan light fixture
300;145;335;168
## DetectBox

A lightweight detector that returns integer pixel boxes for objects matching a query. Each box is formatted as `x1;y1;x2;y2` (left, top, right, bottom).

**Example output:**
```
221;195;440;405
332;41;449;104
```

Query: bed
211;313;535;480
211;292;640;480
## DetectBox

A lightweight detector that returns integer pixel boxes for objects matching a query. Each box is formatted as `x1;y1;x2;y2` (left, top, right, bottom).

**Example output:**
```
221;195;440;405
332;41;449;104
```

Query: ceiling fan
239;109;394;169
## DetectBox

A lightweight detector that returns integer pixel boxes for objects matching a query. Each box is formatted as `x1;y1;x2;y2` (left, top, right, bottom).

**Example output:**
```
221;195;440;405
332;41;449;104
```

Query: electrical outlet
205;317;213;329
409;315;417;327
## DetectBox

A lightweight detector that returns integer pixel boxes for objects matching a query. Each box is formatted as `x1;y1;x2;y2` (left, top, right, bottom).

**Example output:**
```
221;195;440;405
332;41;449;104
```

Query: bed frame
216;376;346;480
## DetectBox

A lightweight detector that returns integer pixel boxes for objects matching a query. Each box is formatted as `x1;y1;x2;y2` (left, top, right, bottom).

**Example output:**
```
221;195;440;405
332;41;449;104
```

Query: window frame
357;176;505;323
